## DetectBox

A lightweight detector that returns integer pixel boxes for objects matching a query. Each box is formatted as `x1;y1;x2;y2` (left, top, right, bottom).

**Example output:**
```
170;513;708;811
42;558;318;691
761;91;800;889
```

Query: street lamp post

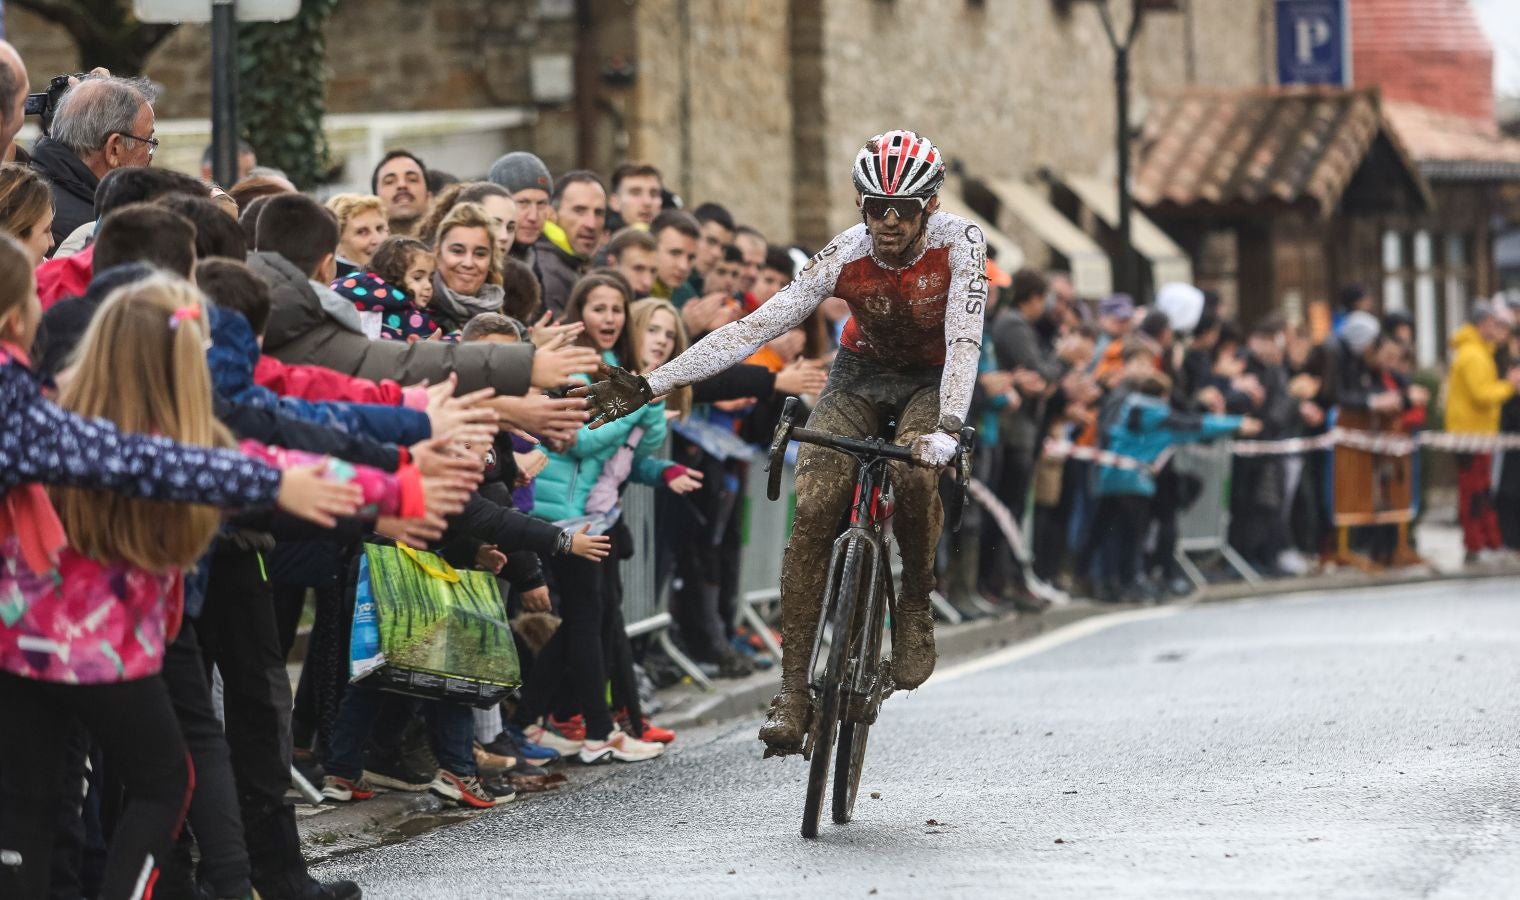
1077;0;1180;298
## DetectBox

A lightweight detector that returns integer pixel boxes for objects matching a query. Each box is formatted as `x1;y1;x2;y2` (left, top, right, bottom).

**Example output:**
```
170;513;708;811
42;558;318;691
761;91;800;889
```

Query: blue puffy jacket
1094;383;1242;498
532;351;674;523
206;306;430;446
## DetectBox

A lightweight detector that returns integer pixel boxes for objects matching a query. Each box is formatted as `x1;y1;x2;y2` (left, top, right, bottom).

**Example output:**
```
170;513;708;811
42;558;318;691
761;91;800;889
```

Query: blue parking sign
1276;0;1350;86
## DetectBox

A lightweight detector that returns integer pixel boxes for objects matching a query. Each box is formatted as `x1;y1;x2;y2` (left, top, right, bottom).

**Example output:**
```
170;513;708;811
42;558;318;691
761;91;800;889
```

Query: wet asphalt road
316;580;1520;899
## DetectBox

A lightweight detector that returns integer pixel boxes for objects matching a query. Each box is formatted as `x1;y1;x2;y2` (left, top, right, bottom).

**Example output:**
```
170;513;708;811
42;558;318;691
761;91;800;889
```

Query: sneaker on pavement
613;709;676;744
578;729;665;764
488;725;561;765
429;769;506;809
320;775;375;803
548;715;586;742
361;753;433;792
480;773;517;804
524;722;584;755
473;742;516;775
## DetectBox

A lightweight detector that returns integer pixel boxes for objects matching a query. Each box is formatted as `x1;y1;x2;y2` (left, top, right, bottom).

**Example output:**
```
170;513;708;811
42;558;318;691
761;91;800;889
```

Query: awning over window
936;190;1025;273
1055;173;1194;287
982;178;1113;298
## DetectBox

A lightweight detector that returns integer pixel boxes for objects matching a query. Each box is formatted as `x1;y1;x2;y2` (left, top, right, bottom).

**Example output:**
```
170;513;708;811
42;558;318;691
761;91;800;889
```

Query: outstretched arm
645;259;836;396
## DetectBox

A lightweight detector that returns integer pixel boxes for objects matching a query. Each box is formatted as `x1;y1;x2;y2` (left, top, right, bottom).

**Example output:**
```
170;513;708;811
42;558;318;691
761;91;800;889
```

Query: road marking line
926;606;1184;686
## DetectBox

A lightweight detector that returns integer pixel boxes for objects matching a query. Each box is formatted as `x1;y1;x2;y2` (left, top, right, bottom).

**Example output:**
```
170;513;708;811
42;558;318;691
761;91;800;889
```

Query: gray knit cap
488;152;553;195
1341;310;1381;354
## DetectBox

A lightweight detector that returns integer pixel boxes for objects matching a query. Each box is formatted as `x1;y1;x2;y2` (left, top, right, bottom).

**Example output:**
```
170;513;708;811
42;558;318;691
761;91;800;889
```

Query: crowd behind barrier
2;63;1520;900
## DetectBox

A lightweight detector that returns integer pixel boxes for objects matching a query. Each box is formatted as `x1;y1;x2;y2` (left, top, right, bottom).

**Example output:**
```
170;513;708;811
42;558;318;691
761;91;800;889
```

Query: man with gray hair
0;42;29;163
30;75;158;251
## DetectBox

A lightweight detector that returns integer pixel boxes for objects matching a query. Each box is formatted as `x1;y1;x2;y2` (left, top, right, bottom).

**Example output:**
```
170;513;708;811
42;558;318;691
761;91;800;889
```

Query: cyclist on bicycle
577;130;986;752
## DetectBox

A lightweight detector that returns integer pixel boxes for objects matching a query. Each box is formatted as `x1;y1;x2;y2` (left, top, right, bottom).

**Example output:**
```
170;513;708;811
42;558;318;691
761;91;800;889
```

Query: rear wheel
833;558;885;824
802;534;866;839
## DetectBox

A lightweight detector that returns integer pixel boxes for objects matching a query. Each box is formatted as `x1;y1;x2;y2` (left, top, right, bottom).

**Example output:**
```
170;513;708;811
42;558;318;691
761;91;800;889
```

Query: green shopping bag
349;542;520;708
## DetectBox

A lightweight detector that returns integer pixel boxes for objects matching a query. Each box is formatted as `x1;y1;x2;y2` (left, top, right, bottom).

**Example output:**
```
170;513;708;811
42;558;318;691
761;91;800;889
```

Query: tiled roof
1383;101;1520;180
1350;0;1495;123
1133;86;1428;216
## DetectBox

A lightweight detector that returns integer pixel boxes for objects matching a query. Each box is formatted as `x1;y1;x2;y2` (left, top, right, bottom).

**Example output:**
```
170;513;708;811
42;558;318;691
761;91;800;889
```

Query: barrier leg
930;590;964;625
1389;522;1428;569
1173;548;1208;590
290;765;323;806
740;601;783;659
657;629;714;691
1219;542;1263;585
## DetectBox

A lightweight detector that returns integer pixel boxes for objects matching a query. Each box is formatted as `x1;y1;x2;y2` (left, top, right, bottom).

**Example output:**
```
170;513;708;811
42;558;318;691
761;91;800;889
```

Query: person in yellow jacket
1445;302;1520;559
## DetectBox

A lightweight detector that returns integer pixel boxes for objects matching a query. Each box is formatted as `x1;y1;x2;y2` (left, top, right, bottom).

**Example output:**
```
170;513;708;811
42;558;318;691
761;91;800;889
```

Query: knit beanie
1341;310;1380;354
488;152;553;195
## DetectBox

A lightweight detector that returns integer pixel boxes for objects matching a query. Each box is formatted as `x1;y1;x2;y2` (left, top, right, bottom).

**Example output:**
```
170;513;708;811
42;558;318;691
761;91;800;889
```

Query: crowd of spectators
0;50;1516;900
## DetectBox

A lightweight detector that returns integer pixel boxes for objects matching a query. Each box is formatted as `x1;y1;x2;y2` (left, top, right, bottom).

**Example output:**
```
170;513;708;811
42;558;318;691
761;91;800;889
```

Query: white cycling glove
909;431;959;468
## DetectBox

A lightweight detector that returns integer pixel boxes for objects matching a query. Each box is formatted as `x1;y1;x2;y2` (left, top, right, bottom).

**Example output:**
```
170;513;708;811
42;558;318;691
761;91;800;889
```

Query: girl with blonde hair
628;297;691;419
0;255;424;899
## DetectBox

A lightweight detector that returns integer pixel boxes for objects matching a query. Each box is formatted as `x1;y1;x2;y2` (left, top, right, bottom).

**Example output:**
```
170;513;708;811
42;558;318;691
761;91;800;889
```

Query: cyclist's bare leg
760;392;879;751
885;387;945;690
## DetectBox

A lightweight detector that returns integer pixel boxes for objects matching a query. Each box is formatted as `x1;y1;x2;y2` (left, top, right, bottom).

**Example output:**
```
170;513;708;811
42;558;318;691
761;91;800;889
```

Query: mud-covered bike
764;397;972;838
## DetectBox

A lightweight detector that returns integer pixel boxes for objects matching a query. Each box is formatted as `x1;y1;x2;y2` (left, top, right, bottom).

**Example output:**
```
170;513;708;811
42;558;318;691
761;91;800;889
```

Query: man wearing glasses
577;130;988;752
30;75;157;253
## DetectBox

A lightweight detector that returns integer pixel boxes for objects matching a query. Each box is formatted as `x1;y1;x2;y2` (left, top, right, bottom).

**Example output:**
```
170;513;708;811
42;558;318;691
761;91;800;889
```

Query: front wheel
802;534;866;838
833;552;886;824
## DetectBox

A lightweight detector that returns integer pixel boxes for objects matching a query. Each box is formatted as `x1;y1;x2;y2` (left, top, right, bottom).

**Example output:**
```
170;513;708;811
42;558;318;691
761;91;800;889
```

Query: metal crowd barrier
1171;442;1261;588
735;461;793;659
618;482;713;690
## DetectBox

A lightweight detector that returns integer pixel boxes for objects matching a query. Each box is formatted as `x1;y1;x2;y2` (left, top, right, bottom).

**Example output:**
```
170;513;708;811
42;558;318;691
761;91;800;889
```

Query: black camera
24;74;86;137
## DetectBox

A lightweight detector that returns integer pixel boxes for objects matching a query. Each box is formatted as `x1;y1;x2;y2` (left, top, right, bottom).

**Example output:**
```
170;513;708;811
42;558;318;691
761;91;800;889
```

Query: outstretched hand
566;363;654;429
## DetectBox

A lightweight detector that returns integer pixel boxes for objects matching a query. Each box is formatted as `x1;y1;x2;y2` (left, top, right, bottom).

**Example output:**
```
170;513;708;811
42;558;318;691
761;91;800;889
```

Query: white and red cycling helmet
852;130;946;198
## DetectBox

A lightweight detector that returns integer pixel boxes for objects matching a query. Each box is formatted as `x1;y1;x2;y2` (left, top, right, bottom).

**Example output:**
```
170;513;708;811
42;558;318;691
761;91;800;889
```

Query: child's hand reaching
521;585;552;613
409;436;485;484
375;515;446;549
276;463;365;528
514;449;549;483
1237;417;1263;438
571;524;611;561
475;543;507;574
421;474;473;518
665;468;704;495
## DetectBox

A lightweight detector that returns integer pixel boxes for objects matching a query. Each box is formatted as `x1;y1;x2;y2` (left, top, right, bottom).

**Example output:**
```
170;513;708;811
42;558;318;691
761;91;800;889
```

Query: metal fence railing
619;482;712;690
1172;442;1261;588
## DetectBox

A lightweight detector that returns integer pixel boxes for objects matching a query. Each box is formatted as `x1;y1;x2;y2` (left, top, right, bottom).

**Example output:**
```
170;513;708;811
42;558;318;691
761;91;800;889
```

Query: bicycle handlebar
786;426;918;465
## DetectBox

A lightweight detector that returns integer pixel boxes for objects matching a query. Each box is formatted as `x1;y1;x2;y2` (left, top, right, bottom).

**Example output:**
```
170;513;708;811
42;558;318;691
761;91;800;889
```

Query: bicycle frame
807;457;896;722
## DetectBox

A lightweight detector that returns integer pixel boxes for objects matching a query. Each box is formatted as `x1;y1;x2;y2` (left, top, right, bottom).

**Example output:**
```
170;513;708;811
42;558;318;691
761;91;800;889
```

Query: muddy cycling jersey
645;211;988;427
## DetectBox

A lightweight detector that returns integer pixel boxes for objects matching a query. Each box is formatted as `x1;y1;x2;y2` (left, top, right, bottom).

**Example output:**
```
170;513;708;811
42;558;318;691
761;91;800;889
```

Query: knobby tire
802;535;864;838
833;557;885;824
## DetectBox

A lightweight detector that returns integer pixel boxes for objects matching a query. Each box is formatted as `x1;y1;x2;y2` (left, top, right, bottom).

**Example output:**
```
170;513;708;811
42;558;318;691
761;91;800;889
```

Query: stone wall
628;0;794;241
805;0;1273;245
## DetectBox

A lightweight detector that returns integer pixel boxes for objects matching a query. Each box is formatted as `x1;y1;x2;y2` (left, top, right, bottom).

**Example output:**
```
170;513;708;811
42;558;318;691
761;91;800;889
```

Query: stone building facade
6;0;1274;246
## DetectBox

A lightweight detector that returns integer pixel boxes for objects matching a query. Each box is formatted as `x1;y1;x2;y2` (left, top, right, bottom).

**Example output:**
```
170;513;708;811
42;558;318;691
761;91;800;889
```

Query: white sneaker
578;729;665;764
1276;549;1311;576
523;722;583;755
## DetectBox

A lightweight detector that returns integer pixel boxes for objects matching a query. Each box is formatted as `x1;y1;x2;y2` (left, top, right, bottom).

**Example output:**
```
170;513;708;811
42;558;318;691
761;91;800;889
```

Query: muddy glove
569;364;654;429
909;431;959;468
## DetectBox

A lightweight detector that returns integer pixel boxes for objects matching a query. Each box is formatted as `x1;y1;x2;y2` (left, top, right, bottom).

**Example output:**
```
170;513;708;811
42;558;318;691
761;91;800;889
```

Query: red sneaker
639;722;676;744
549;715;586;741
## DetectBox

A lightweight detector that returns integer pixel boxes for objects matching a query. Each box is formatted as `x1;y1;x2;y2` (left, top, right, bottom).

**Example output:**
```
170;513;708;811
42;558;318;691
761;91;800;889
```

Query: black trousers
193;544;308;891
160;620;250;897
0;672;189;900
513;552;619;740
982;444;1034;594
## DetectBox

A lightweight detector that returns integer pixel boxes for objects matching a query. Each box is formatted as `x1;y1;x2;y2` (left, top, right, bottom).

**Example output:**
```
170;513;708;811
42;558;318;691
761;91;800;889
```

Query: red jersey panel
837;246;953;367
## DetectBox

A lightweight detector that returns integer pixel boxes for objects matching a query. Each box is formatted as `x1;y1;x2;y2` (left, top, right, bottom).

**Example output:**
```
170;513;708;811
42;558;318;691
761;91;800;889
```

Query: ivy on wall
237;0;339;189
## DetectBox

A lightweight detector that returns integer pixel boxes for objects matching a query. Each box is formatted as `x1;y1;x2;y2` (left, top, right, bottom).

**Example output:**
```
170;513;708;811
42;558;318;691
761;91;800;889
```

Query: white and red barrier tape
1041;428;1520;473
